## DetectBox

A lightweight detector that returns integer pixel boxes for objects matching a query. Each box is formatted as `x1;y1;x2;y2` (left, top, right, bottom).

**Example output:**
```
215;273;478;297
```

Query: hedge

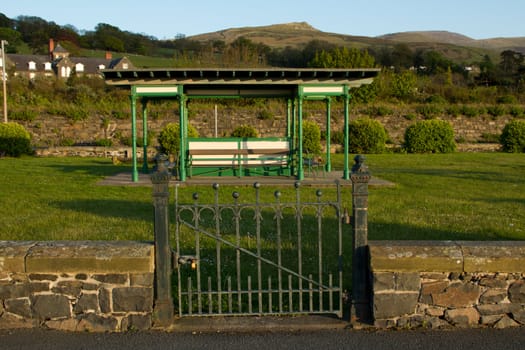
500;120;525;153
404;119;456;153
0;122;33;157
348;118;388;154
157;123;199;155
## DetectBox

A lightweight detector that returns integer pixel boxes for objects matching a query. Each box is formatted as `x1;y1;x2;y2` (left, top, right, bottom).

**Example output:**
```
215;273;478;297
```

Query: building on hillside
1;39;134;80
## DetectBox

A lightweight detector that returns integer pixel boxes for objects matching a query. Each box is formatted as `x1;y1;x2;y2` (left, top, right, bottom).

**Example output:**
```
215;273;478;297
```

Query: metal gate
173;181;347;318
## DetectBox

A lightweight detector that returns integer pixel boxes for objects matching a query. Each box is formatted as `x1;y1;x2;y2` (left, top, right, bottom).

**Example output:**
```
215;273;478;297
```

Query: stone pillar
350;154;371;324
151;154;174;326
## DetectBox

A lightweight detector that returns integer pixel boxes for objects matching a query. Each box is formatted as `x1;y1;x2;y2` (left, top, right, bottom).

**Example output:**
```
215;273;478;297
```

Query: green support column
130;94;139;182
178;94;187;181
142;100;149;174
297;97;304;180
343;88;350;180
325;98;332;173
286;99;292;139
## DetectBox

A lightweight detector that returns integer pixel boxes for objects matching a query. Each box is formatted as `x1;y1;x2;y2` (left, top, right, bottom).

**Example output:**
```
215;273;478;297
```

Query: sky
2;0;524;40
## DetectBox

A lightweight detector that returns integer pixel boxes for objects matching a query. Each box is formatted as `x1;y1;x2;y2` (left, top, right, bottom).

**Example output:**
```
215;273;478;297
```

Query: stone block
479;277;508;289
45;318;79;332
372;272;395;291
373;292;419;319
494;315;520;328
369;241;463;272
512;309;525;325
121;314;152;331
0;241;36;273
113;287;153;313
77;313;118;332
25;241;154;274
52;281;83;297
445;308;479;327
477;303;522;316
460;241;525;273
74;293;99;314
99;288;111;314
0;283;32;299
395;272;421;291
479;289;507;304
508;281;525;303
31;294;71;320
130;273;154;287
92;274;128;285
432;282;481;308
5;298;32;318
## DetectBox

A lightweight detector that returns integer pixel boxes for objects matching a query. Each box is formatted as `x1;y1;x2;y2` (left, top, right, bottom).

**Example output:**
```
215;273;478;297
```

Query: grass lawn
0;153;523;242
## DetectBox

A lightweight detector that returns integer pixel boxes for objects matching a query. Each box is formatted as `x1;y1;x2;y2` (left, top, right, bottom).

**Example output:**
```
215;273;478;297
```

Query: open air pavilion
102;68;380;182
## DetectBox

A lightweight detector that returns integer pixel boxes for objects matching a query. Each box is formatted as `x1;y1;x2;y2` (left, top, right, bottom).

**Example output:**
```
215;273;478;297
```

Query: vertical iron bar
274;191;283;313
233;191;242;313
288;275;293;312
316;190;323;312
228;277;232;313
337;180;344;318
248;276;253;314
208;277;213;314
308;274;313;312
193;193;202;314
295;182;303;313
329;274;333;313
213;183;222;314
254;183;263;314
175;185;183;317
188;277;193;316
268;276;273;313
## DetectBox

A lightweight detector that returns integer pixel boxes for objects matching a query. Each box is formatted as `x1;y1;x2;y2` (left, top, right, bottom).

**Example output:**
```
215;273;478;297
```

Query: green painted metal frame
124;75;375;182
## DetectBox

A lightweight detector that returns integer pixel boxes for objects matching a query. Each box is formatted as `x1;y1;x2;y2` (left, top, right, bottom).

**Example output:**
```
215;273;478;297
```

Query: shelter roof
102;68;380;87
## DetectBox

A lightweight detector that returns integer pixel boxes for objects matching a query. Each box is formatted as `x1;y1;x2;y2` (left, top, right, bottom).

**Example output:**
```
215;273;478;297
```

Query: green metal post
325;98;332;173
142;100;149;174
286;99;292;139
130;94;139;182
297;97;304;180
343;89;350;180
178;94;187;181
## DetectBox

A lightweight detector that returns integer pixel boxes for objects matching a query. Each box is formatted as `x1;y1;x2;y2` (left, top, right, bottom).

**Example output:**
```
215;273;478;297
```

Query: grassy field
0;153;524;242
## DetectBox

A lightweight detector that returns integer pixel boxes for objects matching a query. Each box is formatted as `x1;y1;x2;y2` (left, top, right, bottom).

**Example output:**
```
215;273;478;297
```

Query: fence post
151;154;174;327
350;154;371;324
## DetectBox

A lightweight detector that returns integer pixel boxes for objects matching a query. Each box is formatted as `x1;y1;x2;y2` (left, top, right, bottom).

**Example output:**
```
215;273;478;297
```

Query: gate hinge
172;251;197;270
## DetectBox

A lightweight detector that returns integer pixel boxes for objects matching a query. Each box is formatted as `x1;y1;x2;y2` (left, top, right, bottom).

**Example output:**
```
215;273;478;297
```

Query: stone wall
0;241;155;332
369;241;525;329
18;109;513;150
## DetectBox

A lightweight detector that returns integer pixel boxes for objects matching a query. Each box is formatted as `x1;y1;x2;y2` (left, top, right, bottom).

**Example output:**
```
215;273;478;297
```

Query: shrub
500;120;525;153
331;130;344;145
0;122;33;157
158;123;199;155
231;125;258;138
497;95;517;104
257;110;273;120
487;105;506;117
508;105;525;118
415;104;444;119
404;119;456;153
302;120;322;155
461;105;481;118
9;108;38;122
348;118;388;154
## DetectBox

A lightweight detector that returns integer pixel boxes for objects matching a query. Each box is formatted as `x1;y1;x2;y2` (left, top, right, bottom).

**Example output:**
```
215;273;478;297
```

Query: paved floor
98;170;394;188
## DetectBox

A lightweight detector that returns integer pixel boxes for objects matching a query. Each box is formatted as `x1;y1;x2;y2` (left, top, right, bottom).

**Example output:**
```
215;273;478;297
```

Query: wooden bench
187;138;291;177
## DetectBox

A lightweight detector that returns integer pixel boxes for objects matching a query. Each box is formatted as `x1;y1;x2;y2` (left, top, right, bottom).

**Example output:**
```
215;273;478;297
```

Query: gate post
151;154;174;327
350;154;371;324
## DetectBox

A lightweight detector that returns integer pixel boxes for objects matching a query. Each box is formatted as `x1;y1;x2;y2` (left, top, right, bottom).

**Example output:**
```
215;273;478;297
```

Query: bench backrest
188;138;290;166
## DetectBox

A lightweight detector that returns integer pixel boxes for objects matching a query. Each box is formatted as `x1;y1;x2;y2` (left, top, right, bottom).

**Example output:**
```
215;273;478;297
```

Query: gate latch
173;252;197;270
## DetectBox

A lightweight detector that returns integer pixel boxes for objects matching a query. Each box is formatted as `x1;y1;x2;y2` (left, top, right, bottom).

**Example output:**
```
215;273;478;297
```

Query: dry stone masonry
369;241;525;329
0;241;154;332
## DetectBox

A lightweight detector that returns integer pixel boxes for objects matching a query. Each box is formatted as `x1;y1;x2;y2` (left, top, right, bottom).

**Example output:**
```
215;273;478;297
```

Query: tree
309;46;375;68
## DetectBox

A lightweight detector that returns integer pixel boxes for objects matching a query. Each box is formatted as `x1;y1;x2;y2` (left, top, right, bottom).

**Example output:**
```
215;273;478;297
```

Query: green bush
461;105;481;118
302;120;322;155
231;125;258;138
331;130;344;145
508;105;525;118
500;120;525;153
348;118;388;154
415;104;444;119
158;123;199;155
9;108;38;121
487;105;506;117
257;110;273;120
404;119;456;153
0;122;33;157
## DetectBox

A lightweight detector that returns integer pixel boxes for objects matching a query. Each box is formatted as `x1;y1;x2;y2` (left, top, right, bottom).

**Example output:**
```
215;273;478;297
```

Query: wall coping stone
0;241;154;274
369;240;525;273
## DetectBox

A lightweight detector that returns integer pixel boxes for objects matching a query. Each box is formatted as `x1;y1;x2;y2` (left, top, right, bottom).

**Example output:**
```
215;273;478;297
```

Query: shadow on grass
50;199;154;222
46;161;138;178
385;167;520;185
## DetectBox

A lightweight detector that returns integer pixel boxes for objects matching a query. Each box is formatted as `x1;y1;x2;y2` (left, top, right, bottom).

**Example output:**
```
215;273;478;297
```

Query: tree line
1;13;524;100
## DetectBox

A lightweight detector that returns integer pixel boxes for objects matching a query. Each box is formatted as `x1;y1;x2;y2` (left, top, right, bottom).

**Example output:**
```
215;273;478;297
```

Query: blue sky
2;0;523;40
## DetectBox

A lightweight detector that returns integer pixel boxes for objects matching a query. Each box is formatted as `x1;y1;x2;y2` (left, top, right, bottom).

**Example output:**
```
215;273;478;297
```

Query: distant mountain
188;23;525;62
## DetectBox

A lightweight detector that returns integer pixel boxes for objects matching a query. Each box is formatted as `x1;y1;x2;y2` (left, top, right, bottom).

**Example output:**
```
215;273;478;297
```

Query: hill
189;23;525;63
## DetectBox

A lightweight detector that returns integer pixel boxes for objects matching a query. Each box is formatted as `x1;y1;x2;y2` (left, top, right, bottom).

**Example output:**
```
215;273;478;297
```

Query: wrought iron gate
173;181;347;318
